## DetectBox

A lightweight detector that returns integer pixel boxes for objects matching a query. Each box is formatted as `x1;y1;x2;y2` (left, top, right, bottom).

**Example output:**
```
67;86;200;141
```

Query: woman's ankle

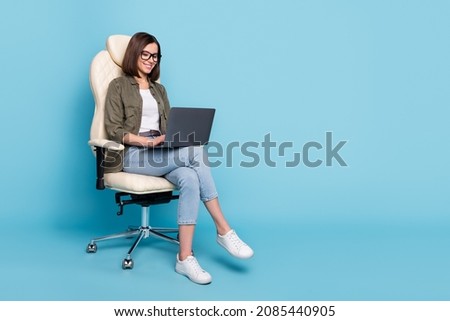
178;251;194;261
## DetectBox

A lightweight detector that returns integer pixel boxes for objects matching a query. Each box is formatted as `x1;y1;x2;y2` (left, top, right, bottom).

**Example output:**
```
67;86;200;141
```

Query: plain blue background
1;0;449;300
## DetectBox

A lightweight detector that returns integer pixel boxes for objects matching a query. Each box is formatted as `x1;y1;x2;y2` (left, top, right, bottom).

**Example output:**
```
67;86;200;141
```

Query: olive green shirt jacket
103;75;171;172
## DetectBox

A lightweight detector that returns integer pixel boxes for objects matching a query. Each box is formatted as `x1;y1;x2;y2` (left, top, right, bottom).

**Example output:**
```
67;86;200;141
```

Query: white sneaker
217;229;254;259
175;254;212;285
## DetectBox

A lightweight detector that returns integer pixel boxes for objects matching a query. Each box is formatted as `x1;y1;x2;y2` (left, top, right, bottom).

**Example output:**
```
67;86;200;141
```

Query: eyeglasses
140;50;161;62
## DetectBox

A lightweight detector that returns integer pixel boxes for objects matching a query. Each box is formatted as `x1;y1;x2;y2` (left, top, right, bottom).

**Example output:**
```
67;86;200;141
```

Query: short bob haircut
122;32;161;81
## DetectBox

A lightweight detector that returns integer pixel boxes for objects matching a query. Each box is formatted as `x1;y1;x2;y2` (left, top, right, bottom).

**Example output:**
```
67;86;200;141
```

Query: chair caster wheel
86;243;97;253
122;258;134;269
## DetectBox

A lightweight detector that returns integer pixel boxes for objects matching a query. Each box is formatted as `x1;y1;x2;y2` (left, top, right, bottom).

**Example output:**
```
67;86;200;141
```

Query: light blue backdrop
0;0;449;300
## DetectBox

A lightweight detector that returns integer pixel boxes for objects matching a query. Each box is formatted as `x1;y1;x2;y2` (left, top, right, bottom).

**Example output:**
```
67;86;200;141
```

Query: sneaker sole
217;239;254;259
175;266;212;285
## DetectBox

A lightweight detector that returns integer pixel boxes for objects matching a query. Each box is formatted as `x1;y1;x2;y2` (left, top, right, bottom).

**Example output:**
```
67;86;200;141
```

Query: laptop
154;107;216;148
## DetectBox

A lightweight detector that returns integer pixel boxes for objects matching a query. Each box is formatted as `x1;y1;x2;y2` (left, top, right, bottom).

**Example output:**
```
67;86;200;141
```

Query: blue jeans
123;144;218;225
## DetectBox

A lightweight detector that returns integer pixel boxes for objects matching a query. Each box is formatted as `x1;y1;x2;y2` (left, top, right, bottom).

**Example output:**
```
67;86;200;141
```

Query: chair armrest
88;139;124;190
88;139;124;151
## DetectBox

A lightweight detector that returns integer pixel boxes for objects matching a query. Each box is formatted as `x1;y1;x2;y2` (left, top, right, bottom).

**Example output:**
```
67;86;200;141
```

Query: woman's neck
135;76;149;89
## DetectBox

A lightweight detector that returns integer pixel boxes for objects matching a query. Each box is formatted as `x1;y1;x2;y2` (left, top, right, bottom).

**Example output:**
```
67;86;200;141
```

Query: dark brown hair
122;32;161;81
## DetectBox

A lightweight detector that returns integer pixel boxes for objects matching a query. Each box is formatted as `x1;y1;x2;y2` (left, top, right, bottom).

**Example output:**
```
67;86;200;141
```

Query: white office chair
86;35;179;269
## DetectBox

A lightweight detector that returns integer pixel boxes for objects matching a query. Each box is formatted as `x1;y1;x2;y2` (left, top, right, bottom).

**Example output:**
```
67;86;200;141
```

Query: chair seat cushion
104;172;175;194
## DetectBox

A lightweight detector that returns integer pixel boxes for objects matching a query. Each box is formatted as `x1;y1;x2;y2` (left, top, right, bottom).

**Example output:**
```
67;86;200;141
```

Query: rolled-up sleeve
104;80;127;143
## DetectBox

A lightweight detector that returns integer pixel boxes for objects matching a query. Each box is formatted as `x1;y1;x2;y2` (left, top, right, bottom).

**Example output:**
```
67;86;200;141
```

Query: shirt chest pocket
123;105;141;130
124;105;139;120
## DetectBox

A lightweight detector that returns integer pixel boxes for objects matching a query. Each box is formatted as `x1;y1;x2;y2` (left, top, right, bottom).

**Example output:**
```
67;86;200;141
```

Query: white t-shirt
139;89;160;132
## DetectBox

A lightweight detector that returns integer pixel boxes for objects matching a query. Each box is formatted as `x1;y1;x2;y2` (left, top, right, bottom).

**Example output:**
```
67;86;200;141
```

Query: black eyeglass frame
140;50;162;62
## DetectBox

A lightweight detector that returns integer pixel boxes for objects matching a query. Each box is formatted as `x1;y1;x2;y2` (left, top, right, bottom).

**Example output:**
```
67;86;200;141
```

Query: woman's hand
123;133;165;147
147;134;165;147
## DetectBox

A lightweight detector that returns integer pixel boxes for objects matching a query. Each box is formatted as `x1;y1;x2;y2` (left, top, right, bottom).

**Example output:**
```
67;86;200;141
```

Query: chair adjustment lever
117;202;124;216
115;192;128;216
115;193;139;215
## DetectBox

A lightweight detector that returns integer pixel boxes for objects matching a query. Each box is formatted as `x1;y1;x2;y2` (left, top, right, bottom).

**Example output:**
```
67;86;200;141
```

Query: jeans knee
178;169;200;192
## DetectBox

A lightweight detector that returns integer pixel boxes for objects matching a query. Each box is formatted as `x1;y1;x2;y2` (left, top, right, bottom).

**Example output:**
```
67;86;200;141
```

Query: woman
104;32;253;284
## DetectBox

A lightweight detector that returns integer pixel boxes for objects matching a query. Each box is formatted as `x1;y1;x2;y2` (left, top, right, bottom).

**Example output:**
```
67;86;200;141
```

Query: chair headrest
106;34;131;67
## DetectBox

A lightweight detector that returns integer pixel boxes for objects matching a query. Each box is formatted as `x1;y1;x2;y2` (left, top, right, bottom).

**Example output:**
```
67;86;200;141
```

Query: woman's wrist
146;137;155;147
146;136;161;147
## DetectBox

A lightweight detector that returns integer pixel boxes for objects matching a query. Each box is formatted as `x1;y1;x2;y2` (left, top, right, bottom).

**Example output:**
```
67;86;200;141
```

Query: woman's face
137;42;159;78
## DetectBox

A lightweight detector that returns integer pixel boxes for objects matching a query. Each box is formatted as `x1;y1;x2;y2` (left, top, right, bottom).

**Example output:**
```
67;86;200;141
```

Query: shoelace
186;257;206;274
226;231;247;249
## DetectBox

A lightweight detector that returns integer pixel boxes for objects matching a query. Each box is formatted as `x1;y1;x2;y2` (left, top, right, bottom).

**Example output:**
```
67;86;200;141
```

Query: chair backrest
89;34;131;142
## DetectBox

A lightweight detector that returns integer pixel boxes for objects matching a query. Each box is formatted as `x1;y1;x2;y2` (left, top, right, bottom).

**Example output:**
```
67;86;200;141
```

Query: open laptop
154;107;216;148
